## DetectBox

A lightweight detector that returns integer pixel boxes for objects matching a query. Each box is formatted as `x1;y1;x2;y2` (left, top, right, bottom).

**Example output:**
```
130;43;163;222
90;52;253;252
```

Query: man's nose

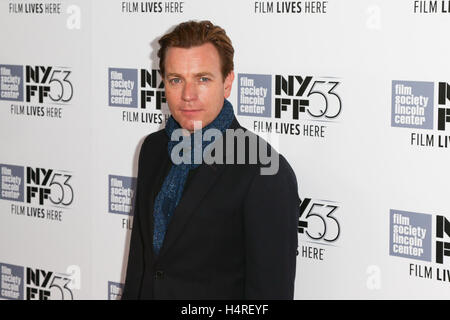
182;81;198;102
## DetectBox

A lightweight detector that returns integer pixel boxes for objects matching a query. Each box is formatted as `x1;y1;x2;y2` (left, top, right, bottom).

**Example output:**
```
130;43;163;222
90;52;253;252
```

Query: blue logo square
0;65;23;102
108;68;138;108
391;80;434;129
389;209;432;262
238;73;271;118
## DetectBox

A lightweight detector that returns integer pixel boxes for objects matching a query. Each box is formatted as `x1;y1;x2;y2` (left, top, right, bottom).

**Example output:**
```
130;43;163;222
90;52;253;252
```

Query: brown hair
157;20;234;80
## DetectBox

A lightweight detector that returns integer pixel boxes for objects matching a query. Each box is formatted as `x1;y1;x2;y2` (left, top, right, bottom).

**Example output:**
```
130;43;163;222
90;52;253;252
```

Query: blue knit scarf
152;99;234;256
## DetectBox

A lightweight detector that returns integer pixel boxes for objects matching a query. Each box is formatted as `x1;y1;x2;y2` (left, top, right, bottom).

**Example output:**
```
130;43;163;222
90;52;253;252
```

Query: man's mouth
180;109;202;114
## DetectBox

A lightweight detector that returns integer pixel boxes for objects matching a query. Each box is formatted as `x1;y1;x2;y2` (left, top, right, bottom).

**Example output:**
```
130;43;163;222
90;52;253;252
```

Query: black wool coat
122;117;300;299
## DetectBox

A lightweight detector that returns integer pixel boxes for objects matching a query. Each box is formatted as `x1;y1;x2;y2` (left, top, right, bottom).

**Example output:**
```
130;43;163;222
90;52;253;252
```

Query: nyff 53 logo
238;73;342;121
25;65;73;104
26;167;74;206
26;267;73;300
274;75;341;120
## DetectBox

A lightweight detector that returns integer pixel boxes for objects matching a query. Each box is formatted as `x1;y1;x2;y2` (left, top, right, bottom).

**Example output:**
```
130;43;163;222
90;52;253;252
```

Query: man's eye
199;77;210;82
169;78;181;84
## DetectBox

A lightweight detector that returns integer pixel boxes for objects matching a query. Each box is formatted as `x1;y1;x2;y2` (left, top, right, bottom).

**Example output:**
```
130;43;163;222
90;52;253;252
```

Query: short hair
157;20;234;80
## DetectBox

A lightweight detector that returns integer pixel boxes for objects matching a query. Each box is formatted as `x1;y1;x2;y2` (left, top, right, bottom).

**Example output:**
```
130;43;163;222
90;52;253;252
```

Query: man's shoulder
138;128;169;167
141;128;168;150
225;120;296;183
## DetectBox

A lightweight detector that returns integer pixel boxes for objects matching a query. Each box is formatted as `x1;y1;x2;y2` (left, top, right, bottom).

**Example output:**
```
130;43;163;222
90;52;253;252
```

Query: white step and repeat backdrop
1;0;449;300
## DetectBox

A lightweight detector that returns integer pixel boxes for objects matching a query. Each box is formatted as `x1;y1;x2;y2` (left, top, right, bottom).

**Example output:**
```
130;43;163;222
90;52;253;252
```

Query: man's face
163;42;234;132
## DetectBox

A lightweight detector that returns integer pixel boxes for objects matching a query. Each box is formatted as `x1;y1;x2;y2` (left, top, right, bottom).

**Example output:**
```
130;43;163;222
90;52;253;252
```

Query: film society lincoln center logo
391;80;433;129
389;209;432;262
108;174;136;216
238;73;272;118
390;209;450;279
391;80;450;147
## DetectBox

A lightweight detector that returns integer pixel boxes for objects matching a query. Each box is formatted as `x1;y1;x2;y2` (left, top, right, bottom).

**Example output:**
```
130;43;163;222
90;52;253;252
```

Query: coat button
155;271;164;280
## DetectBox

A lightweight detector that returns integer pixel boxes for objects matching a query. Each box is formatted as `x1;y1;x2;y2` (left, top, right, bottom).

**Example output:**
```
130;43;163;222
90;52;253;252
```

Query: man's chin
182;119;205;132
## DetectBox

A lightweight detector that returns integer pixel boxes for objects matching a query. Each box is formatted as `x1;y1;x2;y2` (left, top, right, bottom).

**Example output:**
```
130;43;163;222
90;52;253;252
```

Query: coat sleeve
121;140;147;300
243;154;300;299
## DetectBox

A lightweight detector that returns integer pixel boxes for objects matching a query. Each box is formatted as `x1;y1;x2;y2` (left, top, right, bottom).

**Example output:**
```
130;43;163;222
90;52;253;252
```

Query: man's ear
224;71;235;98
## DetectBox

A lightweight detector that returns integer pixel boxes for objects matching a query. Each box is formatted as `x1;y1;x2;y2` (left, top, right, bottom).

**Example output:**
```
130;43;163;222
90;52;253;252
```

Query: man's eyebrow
165;72;216;78
165;72;182;78
194;72;215;78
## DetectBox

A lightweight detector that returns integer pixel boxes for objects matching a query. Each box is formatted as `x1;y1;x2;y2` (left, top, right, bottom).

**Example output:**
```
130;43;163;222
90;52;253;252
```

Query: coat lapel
144;132;171;259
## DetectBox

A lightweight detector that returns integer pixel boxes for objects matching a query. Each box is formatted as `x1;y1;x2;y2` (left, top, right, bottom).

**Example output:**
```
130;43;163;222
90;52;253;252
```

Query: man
122;20;300;300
